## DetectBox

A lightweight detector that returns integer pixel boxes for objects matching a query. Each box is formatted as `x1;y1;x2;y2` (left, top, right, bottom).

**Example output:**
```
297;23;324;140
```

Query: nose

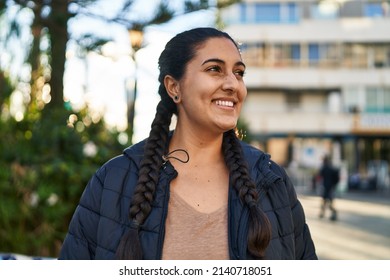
222;72;239;93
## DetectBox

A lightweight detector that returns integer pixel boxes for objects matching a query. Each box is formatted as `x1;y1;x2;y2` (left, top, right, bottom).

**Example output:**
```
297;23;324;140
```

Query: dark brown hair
115;27;271;259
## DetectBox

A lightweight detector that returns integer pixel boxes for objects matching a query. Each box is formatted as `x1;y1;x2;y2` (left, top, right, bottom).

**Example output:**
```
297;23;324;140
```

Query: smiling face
168;37;247;136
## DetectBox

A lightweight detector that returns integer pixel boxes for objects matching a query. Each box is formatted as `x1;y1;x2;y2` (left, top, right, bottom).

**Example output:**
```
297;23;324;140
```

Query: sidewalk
297;188;390;260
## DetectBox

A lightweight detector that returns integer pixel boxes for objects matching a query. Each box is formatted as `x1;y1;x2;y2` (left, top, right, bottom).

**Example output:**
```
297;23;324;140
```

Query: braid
116;88;175;259
222;129;271;259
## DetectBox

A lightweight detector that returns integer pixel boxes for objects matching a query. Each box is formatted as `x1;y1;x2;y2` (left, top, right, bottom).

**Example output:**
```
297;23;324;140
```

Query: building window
307;43;340;67
240;41;387;70
286;3;299;23
321;44;340;67
372;44;390;68
344;87;362;113
244;2;299;24
239;3;248;23
343;43;390;69
364;2;384;17
365;87;390;113
240;43;264;67
291;44;301;61
286;92;301;111
261;44;296;67
255;3;280;23
309;44;320;64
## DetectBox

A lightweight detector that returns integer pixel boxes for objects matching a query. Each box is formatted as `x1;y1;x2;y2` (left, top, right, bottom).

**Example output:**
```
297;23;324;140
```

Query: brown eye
207;65;222;72
234;69;245;78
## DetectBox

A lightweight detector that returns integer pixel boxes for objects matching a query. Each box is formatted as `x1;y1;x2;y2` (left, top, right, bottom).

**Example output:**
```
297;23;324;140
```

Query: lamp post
127;27;143;143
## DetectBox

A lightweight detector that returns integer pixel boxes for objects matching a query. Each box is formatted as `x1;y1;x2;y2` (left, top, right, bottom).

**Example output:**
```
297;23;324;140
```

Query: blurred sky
64;0;216;143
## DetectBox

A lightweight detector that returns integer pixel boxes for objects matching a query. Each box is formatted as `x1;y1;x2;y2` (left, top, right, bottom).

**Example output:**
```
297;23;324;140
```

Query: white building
222;0;390;190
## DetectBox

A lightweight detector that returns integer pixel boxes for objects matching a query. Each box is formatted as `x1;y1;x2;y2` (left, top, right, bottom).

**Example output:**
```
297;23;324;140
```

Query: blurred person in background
318;155;339;221
59;27;317;260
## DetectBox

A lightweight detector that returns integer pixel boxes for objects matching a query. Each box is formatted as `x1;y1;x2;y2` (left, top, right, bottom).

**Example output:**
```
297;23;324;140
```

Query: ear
164;75;180;101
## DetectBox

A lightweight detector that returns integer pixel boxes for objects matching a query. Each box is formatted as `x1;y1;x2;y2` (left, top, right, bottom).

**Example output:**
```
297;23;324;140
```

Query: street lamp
127;27;144;142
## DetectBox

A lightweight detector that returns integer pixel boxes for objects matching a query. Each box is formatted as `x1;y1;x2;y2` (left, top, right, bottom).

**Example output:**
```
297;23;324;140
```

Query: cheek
240;85;248;101
181;75;211;99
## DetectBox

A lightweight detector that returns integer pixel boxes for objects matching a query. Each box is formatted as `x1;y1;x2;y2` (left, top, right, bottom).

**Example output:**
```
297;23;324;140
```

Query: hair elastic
247;200;258;209
129;220;140;230
162;149;189;164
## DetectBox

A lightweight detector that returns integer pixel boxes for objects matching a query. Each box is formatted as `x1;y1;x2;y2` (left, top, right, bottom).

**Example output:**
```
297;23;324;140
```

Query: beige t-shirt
162;190;229;260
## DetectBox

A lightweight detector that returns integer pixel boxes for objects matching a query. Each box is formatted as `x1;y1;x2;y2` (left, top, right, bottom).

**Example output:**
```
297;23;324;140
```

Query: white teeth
216;100;234;107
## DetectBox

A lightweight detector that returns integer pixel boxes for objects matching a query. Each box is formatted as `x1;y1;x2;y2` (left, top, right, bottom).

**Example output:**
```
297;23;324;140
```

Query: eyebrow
202;58;246;68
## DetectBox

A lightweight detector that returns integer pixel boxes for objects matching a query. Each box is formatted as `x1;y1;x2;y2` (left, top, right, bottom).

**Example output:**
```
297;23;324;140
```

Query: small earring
174;96;179;101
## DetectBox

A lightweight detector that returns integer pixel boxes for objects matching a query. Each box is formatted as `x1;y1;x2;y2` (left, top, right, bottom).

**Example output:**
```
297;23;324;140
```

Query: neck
169;127;225;165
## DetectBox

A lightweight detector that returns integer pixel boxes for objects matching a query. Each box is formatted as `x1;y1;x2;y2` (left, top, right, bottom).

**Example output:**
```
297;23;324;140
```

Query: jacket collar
122;136;281;186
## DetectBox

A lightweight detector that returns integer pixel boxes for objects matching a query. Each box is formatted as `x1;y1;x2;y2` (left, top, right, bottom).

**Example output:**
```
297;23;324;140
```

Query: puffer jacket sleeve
58;166;106;259
277;165;317;259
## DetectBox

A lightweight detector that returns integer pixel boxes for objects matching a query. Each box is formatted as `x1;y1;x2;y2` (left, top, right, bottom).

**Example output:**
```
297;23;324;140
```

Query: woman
59;27;317;260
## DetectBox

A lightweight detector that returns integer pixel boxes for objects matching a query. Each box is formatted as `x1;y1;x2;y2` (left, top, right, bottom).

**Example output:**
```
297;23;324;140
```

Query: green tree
0;0;229;136
0;71;13;107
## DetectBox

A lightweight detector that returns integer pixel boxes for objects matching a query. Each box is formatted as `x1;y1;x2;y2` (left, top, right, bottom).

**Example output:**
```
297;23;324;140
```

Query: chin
213;117;238;132
218;123;237;132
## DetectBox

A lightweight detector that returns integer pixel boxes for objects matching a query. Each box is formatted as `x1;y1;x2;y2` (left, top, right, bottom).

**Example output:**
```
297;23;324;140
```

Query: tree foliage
0;96;126;256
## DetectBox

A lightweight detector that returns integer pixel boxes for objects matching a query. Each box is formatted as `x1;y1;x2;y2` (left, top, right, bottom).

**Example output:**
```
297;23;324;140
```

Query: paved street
297;188;390;260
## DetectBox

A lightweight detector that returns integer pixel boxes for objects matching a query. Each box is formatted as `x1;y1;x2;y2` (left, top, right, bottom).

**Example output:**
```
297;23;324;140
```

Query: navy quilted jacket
59;138;317;260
